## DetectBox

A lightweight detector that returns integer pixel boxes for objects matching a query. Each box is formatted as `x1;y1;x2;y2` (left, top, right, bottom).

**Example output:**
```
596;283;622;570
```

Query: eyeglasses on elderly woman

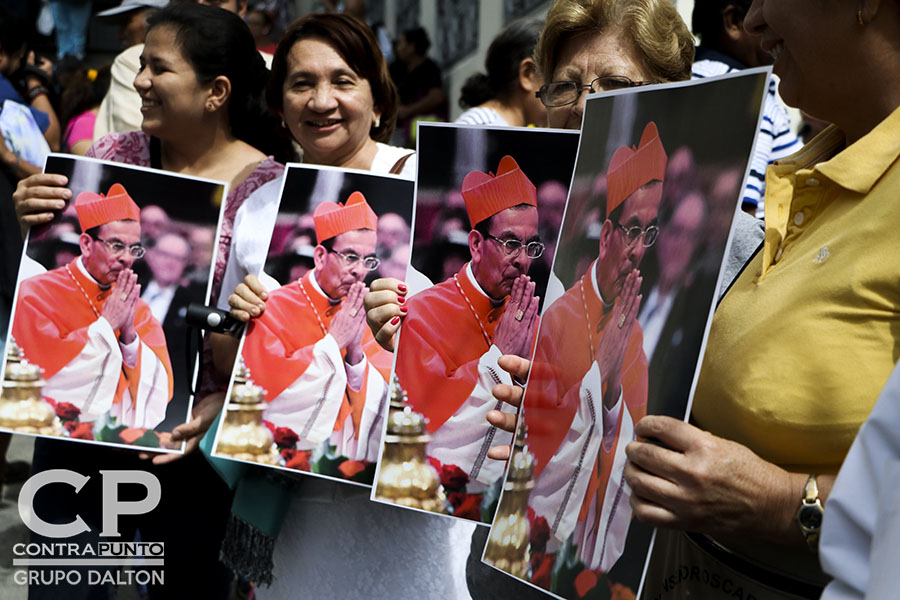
537;75;660;107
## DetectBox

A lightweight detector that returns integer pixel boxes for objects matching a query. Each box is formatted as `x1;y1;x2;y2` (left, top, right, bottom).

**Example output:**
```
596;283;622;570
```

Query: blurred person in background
375;211;410;256
246;6;276;55
56;58;112;154
94;0;169;139
186;225;215;283
691;0;803;217
378;243;408;281
142;229;206;425
49;0;91;60
140;204;172;243
390;26;447;148
456;18;545;128
0;5;61;178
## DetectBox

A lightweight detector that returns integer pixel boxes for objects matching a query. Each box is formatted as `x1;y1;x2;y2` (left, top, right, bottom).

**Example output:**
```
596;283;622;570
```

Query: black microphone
185;303;243;336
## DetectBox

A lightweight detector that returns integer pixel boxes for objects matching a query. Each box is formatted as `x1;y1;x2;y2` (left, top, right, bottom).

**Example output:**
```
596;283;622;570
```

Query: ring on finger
515;309;525;322
618;314;626;328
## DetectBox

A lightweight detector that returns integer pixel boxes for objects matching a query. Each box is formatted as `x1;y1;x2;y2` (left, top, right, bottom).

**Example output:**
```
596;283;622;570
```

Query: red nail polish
398;284;407;293
399;306;408;313
397;296;406;304
390;316;400;325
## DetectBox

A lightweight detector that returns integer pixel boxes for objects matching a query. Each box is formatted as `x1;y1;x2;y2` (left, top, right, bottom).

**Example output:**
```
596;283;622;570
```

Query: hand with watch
621;415;836;548
796;473;825;551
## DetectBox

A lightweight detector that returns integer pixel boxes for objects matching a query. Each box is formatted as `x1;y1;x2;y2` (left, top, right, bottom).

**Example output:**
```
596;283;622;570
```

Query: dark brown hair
266;13;398;143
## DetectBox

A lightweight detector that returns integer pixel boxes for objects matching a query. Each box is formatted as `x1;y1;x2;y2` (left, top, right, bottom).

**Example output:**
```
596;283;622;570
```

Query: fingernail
251;307;259;316
399;306;407;313
398;284;407;293
397;296;405;304
390;316;400;325
55;201;66;209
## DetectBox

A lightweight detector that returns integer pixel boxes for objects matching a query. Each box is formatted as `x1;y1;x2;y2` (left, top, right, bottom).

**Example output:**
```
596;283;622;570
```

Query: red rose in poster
574;569;598;600
119;428;146;444
63;420;77;433
427;456;442;472
338;460;366;479
609;582;637;600
454;493;482;520
447;491;467;509
273;426;299;449
284;449;311;471
55;402;81;421
69;423;94;440
440;464;469;490
529;515;550;552
530;552;555;590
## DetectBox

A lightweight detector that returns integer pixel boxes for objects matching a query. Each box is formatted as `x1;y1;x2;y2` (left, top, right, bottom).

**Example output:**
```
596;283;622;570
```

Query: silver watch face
798;504;823;530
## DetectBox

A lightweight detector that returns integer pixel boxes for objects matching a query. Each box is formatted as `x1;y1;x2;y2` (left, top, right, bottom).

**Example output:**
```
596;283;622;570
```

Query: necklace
66;264;101;319
580;280;595;362
297;278;328;336
453;273;492;348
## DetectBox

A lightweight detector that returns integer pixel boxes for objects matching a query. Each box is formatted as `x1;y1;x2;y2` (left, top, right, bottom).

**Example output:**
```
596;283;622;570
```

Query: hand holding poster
1;155;225;452
484;70;770;598
371;123;580;523
211;164;414;485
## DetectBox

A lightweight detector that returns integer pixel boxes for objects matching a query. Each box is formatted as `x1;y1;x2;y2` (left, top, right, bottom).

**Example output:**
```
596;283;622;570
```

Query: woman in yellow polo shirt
622;1;900;597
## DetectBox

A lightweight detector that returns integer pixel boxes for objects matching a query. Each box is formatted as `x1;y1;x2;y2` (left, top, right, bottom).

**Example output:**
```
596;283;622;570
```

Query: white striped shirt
693;48;804;218
454;106;509;127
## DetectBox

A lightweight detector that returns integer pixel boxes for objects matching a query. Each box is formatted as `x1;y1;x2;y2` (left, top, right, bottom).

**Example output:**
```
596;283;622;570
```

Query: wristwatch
796;474;824;551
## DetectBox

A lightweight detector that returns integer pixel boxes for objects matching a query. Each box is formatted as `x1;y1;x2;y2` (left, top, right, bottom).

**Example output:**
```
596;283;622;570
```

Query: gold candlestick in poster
0;337;62;435
375;381;447;513
217;357;279;464
484;420;535;577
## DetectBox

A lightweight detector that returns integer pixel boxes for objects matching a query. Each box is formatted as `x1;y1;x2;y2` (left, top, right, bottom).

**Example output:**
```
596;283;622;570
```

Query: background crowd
0;0;898;599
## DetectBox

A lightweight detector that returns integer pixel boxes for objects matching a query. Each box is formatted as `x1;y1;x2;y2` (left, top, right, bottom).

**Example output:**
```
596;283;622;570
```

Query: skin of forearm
755;470;834;548
210;331;240;377
26;78;60;151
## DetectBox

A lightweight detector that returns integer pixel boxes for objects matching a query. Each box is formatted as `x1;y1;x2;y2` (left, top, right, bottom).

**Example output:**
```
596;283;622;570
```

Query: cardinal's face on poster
80;220;143;286
469;205;539;301
595;182;663;301
313;228;377;300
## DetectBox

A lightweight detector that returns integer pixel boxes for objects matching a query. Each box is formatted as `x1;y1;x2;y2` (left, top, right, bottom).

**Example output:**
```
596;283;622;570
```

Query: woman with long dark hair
13;5;287;597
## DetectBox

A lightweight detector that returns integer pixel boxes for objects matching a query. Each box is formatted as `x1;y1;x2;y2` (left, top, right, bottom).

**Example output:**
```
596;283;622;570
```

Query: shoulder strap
389;152;415;175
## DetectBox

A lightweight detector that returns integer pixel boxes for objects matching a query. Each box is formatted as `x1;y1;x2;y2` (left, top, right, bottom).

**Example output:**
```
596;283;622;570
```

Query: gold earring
373;115;381;128
857;8;865;24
